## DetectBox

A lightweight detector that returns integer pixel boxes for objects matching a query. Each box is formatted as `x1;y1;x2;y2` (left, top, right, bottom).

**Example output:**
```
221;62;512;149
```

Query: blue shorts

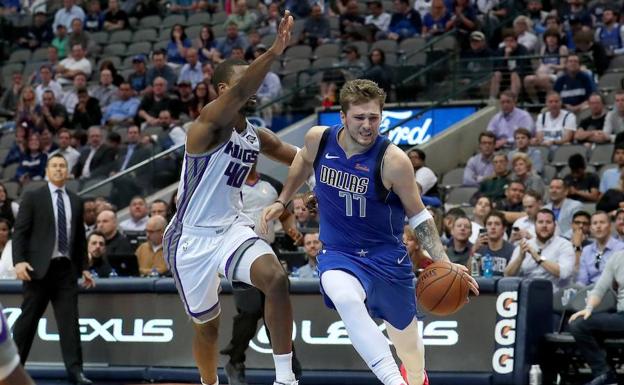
317;247;417;330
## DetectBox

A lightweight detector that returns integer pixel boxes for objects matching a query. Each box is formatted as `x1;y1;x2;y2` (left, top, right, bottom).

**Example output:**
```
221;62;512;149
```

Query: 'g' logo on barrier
492;291;518;374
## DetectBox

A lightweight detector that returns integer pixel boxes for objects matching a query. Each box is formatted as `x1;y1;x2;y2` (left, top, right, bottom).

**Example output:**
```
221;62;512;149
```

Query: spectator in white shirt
89;69;118;111
56;44;92;85
510;189;542;243
604;90;624;141
532;91;576;146
35;65;62;105
505;208;576;291
513;15;538;53
119;196;149;232
365;1;391;34
59;72;88;115
53;0;86;30
49;128;80;172
407;148;438;196
0;218;15;279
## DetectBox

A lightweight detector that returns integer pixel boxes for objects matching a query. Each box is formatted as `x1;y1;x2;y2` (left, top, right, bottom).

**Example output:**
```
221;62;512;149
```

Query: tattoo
414;218;448;262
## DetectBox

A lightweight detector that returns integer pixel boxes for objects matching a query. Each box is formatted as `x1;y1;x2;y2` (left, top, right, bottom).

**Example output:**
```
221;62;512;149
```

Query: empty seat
1;63;23;77
542;164;557;182
162;14;186;28
186;25;203;40
281;59;310;75
314;43;340;58
433;35;457;51
133;28;158;42
312;57;338;70
589;143;614;166
441;167;465;187
285;45;313;59
3;181;18;200
551;145;588;167
102;43;127;56
599;72;624;91
98;56;123;69
399;37;426;54
20;180;47;196
8;49;31;63
186;12;211;26
31;47;49;62
403;52;426;66
126;42;152;57
90;31;109;45
139;15;162;29
210;11;228;25
152;40;169;52
109;30;133;44
348;41;369;56
445;186;478;206
371;39;398;54
2;164;18;182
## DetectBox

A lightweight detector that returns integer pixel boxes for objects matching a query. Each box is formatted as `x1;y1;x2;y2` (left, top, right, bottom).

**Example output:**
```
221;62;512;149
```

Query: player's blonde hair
339;79;386;114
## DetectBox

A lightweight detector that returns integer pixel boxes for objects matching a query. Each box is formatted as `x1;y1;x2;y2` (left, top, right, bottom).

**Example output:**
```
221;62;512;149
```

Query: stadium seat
80;177;112;199
445;186;477;206
285;45;313;59
20;180;47;196
103;43;127;57
126;42;152;57
384;53;397;66
90;31;109;45
0;149;8;164
1;63;23;78
66;179;80;193
3;181;18;200
159;27;173;40
97;56;122;69
589;143;614;166
608;55;624;71
433;35;457;51
8;49;31;63
348;41;369;56
210;11;228;25
186;25;202;40
162;14;186;29
133;28;158;43
440;167;465;188
399;37;426;55
542;164;557;182
313;43;341;58
581;202;596;213
551;145;588;167
153;40;169;52
371;39;398;54
0;134;14;150
558;164;596;177
402;52;427;66
599;72;624;91
186;12;211;26
139;15;162;29
260;34;276;47
312;57;338;70
281;59;310;75
31;47;48;62
109;30;133;44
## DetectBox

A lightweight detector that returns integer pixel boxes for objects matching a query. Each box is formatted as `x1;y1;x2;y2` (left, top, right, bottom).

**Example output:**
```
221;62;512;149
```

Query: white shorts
163;219;274;323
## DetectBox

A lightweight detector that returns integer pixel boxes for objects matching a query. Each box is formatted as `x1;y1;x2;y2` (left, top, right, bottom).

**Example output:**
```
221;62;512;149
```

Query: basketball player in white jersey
163;12;300;385
0;305;34;385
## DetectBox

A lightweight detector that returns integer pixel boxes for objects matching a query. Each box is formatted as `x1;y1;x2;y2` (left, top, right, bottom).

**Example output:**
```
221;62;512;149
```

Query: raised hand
269;10;294;56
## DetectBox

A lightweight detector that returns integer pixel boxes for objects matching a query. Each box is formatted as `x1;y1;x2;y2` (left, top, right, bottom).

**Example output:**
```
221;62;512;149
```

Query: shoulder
304;125;330;144
383;144;412;175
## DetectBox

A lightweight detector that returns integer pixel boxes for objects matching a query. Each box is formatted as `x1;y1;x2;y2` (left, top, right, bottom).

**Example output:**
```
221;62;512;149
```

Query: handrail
77;142;184;196
399;29;457;64
398;51;453;86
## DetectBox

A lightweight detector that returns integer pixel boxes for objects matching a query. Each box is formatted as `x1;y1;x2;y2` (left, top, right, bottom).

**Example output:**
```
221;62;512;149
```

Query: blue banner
318;106;477;146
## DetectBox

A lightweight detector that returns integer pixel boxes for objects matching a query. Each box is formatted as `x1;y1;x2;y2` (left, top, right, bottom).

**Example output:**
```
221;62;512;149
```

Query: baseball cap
178;79;192;86
132;54;146;63
470;31;486;41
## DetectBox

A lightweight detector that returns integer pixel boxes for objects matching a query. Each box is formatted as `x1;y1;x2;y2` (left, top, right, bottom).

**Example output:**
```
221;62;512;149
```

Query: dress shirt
81;146;98;178
120;144;136;171
463;153;494;186
257;72;282;100
365;12;392;32
577;237;624;285
102;97;140;124
512;216;537;241
415;166;437;195
89;84;118;109
604;109;624;141
119;216;148;232
35;81;63;105
48;182;72;259
600;167;622;193
178;63;204;89
53;5;86;30
510;235;575;290
49;146;80;172
487;107;535;143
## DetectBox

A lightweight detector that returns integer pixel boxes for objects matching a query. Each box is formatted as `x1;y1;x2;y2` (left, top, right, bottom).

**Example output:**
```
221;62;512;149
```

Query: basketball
416;261;470;316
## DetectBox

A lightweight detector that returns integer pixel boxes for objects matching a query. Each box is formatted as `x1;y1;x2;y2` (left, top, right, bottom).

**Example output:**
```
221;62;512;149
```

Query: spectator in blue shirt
577;211;624;285
15;133;47;185
53;0;86;30
387;0;422;40
216;22;249;59
102;82;140;126
553;53;596;113
178;48;204;89
146;50;178;92
128;55;148;94
422;0;451;38
600;143;624;193
166;24;192;66
84;0;104;32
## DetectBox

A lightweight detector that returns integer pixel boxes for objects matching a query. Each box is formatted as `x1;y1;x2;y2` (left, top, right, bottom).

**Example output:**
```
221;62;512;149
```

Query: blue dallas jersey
313;124;407;256
313;125;416;329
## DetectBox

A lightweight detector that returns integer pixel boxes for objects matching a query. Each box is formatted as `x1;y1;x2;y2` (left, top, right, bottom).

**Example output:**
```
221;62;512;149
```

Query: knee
568;318;587;335
261;268;289;297
329;290;363;311
195;321;219;343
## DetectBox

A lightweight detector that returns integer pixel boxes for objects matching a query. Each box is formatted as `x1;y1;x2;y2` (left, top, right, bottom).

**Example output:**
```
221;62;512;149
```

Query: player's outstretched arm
260;126;326;233
186;11;294;154
258;127;298;165
384;146;479;295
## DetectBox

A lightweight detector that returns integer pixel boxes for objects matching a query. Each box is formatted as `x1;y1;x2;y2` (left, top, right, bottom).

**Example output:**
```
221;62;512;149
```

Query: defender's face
340;100;382;147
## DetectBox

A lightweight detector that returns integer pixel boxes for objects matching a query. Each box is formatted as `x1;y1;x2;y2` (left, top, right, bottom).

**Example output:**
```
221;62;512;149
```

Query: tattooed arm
383;145;479;294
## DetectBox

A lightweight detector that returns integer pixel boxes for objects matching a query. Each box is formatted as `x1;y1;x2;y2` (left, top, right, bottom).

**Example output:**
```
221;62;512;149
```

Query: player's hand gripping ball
416;261;470;316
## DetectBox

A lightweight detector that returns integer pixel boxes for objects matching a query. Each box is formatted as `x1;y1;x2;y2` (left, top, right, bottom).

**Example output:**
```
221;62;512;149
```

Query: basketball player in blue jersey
262;79;480;385
0;305;34;385
162;12;301;385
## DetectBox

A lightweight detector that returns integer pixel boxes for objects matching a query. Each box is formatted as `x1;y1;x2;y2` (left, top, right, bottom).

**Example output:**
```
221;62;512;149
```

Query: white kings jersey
173;121;260;228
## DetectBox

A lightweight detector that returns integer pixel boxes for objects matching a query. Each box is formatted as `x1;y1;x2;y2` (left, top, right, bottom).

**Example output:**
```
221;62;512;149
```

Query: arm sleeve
557;241;575;280
589;252;619;300
576;249;590;285
615;26;624;55
462;157;478;186
564;113;577;131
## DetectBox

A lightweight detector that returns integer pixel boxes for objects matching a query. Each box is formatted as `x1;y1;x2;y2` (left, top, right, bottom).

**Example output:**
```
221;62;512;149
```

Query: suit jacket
13;185;88;279
72;144;117;178
545;198;584;238
113;143;152;172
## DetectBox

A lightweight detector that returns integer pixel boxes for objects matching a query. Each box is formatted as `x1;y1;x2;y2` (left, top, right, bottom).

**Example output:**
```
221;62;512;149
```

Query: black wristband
275;200;288;210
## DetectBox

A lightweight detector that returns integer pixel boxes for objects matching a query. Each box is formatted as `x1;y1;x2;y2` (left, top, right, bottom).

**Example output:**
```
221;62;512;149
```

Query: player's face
340;100;382;147
590;213;611;241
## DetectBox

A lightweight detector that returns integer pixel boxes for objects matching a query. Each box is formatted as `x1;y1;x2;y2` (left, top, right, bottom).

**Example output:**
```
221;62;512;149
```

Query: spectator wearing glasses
569;211;592;271
135;215;168;276
463;132;496;186
504;208;575;291
577;211;624;285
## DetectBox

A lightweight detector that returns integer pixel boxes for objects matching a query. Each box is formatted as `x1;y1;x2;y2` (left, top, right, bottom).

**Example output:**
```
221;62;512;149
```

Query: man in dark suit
113;125;152;173
72;126;117;179
13;153;95;385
